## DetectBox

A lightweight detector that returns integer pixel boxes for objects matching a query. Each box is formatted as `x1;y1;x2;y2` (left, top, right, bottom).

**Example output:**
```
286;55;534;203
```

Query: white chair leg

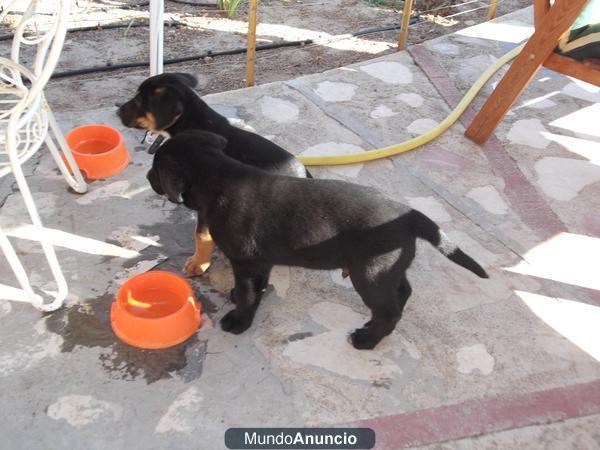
7;158;69;312
45;104;87;194
0;228;44;307
0;0;77;312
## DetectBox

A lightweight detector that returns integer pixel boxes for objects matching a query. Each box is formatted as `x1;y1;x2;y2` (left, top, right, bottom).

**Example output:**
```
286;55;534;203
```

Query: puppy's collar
144;131;169;154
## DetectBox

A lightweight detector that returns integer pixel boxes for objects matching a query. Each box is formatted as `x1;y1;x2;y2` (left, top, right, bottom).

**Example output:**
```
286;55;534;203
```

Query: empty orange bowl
64;124;129;179
111;271;201;349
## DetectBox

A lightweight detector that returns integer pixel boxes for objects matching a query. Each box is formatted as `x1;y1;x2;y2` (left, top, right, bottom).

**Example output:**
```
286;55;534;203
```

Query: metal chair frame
1;0;87;311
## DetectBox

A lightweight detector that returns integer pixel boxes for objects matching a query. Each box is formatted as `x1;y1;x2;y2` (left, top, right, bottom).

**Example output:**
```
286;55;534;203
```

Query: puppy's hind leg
351;243;416;349
221;261;272;334
362;276;412;329
350;286;403;350
396;275;412;311
348;255;413;349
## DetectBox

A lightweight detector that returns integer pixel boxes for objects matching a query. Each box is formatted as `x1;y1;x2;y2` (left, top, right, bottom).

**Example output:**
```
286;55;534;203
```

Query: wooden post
486;0;498;21
246;0;259;86
397;0;413;51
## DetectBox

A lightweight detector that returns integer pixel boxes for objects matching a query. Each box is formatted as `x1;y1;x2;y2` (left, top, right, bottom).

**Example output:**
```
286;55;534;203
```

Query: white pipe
149;0;164;75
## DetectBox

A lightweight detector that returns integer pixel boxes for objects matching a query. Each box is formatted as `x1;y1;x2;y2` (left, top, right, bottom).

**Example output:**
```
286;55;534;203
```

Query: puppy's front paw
220;310;252;334
183;255;211;277
350;327;378;350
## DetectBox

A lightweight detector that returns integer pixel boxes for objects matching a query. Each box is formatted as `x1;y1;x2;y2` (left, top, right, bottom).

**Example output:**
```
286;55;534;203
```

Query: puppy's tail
411;210;489;278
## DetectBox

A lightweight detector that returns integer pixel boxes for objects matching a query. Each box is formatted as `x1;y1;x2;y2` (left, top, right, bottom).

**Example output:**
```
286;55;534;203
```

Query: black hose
49;17;420;79
51;39;314;79
0;18;182;42
351;17;419;37
95;0;151;10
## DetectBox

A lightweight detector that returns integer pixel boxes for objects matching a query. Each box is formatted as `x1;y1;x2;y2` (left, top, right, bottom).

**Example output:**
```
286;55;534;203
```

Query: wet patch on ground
44;290;209;384
43;207;224;384
99;336;207;384
44;293;116;353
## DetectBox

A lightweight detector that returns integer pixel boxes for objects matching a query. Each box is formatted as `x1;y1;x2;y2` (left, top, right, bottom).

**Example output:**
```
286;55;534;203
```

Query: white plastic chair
0;0;87;311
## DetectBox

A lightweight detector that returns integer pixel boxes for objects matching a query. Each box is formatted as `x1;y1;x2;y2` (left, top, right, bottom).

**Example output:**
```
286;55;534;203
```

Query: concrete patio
1;6;599;449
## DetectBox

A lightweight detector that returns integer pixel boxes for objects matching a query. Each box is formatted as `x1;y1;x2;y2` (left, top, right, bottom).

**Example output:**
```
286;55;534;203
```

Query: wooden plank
246;0;259;87
397;0;414;50
465;0;589;144
544;54;600;87
533;0;550;28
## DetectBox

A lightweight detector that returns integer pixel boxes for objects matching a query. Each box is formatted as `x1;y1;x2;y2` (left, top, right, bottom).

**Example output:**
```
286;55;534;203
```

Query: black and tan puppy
148;131;489;350
117;72;309;277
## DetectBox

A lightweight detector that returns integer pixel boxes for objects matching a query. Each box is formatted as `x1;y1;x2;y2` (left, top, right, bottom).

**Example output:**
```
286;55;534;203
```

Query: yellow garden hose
297;43;525;166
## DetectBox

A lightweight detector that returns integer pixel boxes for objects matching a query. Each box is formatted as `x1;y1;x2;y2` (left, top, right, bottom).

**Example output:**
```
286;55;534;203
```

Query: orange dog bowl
64;124;129;179
111;271;201;349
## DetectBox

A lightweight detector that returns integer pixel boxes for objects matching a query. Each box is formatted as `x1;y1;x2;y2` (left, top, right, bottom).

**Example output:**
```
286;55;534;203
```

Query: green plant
218;0;245;18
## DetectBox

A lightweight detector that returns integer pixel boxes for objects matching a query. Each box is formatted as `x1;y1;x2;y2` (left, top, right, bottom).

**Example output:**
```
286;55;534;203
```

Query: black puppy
118;73;309;277
148;131;489;350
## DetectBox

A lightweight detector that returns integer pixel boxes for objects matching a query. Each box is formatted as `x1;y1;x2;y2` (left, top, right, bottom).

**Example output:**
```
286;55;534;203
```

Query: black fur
148;131;489;350
118;73;311;275
117;72;309;178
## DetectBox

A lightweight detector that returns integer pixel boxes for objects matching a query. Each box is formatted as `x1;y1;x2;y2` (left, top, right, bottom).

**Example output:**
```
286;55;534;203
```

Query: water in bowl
124;289;186;318
74;139;115;155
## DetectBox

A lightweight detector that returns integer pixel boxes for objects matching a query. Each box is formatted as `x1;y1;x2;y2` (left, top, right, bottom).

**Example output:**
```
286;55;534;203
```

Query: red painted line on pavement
408;44;567;241
354;379;600;449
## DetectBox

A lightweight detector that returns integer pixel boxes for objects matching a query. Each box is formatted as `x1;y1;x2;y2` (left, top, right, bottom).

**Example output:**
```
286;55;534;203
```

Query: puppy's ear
148;87;184;130
162;174;186;204
158;155;189;204
170;73;198;88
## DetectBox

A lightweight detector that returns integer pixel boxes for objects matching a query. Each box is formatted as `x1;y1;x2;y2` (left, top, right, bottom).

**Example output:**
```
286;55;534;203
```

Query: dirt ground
2;0;529;112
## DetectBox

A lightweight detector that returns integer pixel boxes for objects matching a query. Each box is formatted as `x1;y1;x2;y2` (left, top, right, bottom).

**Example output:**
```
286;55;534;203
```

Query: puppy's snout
116;103;128;123
117;101;138;128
